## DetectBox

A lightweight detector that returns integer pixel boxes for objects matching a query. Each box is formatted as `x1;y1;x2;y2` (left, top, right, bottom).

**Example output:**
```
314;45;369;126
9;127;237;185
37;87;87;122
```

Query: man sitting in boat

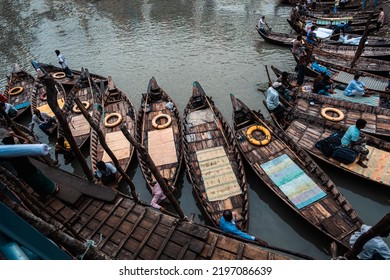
219;210;268;246
30;109;57;136
340;119;369;168
349;224;390;260
313;75;334;96
0;102;17;119
94;161;119;187
257;15;270;34
344;74;368;97
266;82;287;126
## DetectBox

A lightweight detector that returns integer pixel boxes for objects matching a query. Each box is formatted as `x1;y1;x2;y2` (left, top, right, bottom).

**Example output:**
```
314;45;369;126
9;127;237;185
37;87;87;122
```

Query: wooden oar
204;96;230;149
140;93;149;145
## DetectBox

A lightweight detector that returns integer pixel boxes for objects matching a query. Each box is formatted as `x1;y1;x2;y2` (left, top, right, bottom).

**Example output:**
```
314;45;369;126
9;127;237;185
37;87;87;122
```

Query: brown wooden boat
312;48;390;78
287;18;379;36
31;61;107;91
264;105;390;188
257;28;390;49
182;81;249;231
230;94;363;253
290;53;390;95
305;17;377;27
3;64;35;121
135;77;183;193
29;78;67;136
290;90;390;138
314;44;390;61
0;159;312;260
270;65;390;109
90;76;136;183
59;69;100;148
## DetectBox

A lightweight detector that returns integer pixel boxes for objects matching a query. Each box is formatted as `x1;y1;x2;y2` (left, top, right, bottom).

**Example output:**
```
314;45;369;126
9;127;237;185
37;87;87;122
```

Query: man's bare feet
357;161;368;168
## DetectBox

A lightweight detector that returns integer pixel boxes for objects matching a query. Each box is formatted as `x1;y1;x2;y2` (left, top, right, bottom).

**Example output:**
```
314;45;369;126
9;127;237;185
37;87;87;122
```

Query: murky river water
1;0;389;260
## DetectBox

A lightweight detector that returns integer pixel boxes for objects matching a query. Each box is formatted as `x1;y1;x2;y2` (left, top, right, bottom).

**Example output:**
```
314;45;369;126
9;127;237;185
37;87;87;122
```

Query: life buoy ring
152;114;172;129
321;107;344;122
104;113;123;128
73;101;91;113
53;72;66;79
40;92;47;101
9;86;24;96
246;125;271;146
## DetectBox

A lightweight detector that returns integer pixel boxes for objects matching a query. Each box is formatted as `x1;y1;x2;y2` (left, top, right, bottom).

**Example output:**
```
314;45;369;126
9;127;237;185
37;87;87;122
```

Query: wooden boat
270;65;390;109
287;18;378;35
314;44;390;61
3;64;35;120
230;94;363;253
266;110;390;188
290;90;390;138
312;48;390;78
305;10;379;19
0;159;312;260
90;76;136;183
31;61;107;91
182;81;249;231
305;17;377;27
29;78;67;136
135;77;183;193
59;69;100;148
290;53;390;95
256;28;390;48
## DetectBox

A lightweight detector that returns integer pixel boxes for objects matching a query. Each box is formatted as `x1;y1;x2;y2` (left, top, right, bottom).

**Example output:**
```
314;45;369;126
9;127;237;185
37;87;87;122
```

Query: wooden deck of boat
291;94;390;138
284;119;390;188
0;159;304;260
90;76;135;182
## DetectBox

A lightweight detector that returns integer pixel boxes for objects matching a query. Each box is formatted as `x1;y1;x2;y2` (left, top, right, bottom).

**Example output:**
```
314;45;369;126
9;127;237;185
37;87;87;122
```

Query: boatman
344;74;368;97
266;82;287;127
94;161;119;187
340;119;369;168
257;15;270;34
349;224;390;260
219;210;268;246
55;50;74;80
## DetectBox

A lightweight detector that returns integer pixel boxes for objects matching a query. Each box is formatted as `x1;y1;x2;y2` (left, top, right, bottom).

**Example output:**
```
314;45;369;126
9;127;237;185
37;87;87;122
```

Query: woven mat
186;109;215;127
102;130;130;162
196;146;242;202
332;88;380;107
148;127;178;166
340;145;390;185
37;98;65;117
261;154;326;209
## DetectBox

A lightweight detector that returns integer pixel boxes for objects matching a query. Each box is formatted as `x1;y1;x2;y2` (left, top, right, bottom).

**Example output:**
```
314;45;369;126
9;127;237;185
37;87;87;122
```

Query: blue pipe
0;233;29;260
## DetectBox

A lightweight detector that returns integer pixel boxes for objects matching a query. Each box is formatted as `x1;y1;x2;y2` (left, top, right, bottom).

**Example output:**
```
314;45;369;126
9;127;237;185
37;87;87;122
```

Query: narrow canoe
182;81;249;231
59;68;100;148
3;64;35;121
135;77;183;193
90;76;136;183
230;94;363;254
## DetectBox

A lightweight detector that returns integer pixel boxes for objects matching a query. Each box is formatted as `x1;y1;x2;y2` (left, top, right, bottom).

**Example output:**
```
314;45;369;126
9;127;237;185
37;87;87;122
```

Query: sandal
54;185;60;194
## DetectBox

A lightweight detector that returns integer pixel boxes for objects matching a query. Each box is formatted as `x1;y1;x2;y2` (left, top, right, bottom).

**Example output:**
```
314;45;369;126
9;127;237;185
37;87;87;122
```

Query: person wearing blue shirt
349;224;390;260
344;74;368;97
306;25;318;45
219;210;268;246
341;119;369;168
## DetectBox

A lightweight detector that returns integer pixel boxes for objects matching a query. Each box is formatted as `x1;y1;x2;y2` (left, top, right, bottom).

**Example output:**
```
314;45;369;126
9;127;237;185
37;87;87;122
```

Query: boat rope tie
77;233;103;260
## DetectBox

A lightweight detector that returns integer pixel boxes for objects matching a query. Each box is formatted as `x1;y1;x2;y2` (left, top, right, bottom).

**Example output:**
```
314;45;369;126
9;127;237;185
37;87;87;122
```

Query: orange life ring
72;101;91;113
104;113;123;128
321;107;344;122
246;125;271;146
152;114;172;129
53;72;66;79
9;86;24;96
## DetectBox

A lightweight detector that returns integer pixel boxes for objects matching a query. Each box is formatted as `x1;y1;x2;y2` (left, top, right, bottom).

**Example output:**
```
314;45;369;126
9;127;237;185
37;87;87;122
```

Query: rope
77;233;103;260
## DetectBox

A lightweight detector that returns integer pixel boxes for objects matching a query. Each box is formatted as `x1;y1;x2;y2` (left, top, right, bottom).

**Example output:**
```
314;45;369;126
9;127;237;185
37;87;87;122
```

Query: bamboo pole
120;125;187;220
73;96;140;203
43;75;94;181
351;12;373;69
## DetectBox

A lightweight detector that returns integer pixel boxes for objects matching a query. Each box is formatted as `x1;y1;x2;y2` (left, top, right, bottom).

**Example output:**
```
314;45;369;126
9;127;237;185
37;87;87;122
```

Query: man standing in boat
257;16;270;34
55;50;74;80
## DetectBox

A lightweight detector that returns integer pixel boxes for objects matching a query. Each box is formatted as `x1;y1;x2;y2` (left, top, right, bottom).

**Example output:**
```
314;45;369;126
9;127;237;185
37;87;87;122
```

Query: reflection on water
1;0;389;260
